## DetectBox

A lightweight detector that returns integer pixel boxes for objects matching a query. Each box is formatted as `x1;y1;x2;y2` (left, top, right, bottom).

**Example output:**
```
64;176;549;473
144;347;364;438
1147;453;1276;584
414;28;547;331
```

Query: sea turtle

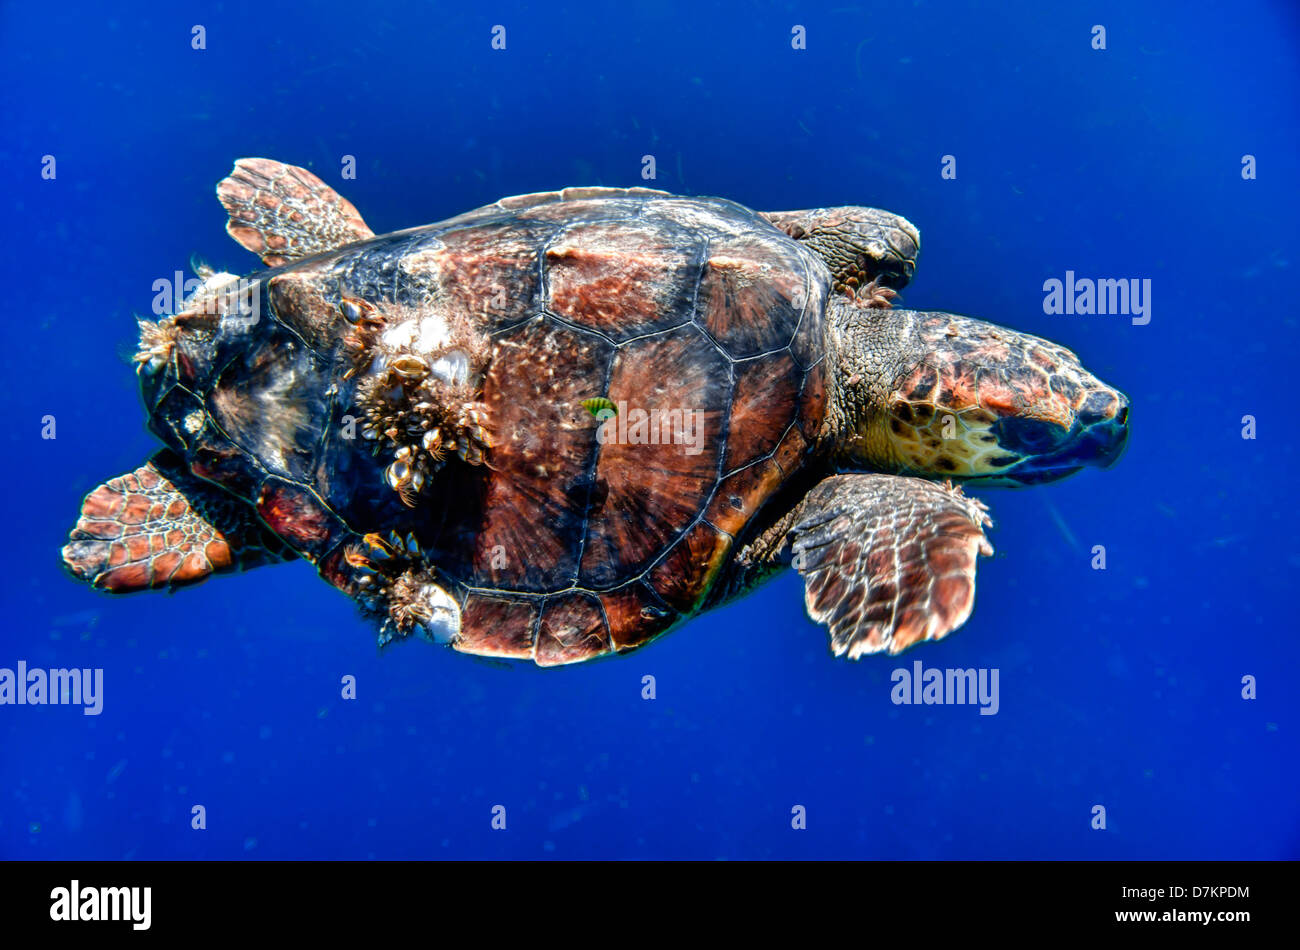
61;158;1130;664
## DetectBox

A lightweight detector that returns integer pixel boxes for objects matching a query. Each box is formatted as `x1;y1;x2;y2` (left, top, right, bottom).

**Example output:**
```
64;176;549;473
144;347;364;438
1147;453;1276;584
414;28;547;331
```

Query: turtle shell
425;193;831;664
145;191;831;665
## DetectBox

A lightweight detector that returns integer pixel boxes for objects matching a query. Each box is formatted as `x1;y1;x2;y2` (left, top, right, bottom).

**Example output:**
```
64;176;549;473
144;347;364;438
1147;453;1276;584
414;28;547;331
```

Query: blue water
2;1;1296;860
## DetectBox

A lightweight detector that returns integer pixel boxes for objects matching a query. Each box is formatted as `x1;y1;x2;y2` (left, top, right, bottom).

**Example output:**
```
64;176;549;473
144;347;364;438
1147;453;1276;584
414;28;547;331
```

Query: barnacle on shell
134;317;182;374
355;361;492;506
340;295;495;505
343;541;459;647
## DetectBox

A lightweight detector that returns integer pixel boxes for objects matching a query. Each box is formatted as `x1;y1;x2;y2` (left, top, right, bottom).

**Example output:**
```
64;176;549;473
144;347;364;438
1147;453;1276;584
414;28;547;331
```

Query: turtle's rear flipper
62;450;291;593
739;474;993;657
217;158;375;267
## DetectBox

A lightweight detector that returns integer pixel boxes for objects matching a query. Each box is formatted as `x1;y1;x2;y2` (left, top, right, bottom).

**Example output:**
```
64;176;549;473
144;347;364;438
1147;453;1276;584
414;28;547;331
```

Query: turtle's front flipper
739;474;993;657
762;206;919;298
62;450;292;593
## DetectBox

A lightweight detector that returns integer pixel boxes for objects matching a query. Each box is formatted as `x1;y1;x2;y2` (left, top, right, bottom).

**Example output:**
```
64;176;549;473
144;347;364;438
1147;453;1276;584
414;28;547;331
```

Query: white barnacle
186;270;240;312
380;318;417;349
414;583;461;644
429;349;469;386
380;311;452;354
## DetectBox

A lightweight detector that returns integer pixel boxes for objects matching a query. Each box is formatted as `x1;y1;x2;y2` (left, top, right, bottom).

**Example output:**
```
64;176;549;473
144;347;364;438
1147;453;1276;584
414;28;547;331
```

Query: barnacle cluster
338;296;386;379
357;367;491;505
135;262;246;375
344;531;461;646
134;316;183;374
344;296;493;507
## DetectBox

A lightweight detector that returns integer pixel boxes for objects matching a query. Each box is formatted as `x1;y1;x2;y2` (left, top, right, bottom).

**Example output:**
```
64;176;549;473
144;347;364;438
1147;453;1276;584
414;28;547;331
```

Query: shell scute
698;230;817;359
648;521;732;614
454;594;540;659
577;324;730;587
536;592;610;666
403;221;550;333
725;352;804;473
600;583;679;652
544;217;703;342
703;457;785;539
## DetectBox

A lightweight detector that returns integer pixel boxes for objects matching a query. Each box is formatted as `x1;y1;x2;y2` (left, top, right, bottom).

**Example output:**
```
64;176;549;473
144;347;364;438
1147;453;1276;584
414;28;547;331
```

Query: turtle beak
1084;390;1130;469
993;385;1130;485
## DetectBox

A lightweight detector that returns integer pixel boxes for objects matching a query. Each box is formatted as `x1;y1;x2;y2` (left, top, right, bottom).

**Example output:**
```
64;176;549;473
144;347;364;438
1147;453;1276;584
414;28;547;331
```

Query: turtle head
829;307;1129;486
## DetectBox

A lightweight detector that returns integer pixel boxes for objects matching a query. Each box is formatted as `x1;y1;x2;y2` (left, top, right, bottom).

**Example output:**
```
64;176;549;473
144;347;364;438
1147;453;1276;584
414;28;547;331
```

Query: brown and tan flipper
61;450;291;593
216;158;375;267
741;473;993;657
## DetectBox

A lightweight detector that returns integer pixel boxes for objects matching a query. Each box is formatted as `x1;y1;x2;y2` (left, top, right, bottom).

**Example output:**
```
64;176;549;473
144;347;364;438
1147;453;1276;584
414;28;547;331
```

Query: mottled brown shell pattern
408;193;832;664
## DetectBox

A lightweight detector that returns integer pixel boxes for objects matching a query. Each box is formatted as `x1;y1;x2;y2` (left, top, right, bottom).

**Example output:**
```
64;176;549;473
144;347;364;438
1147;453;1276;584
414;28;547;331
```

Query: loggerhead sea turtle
61;159;1129;664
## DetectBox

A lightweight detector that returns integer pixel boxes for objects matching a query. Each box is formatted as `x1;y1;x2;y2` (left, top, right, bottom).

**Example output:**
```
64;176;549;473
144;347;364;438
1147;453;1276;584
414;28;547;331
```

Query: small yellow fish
582;397;617;418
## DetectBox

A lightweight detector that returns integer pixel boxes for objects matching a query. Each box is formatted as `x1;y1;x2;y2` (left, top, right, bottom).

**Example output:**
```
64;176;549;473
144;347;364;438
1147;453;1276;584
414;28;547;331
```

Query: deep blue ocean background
2;1;1296;860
